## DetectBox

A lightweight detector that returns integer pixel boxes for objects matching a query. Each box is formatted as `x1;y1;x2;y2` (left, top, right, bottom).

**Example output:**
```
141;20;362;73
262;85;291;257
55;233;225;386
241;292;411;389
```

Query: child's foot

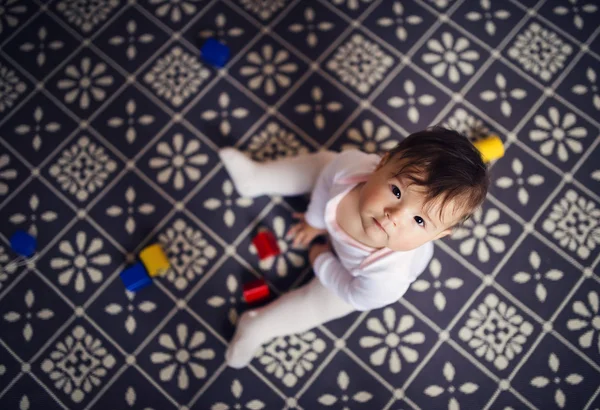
218;148;262;198
225;310;265;368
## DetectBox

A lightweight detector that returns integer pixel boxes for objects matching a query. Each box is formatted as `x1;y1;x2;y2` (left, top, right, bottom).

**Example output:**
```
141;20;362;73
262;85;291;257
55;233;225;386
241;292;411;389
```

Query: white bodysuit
304;149;434;311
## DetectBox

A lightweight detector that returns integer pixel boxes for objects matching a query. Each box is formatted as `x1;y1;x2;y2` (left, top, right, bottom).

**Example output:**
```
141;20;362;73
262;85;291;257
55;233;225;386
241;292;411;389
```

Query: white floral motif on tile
105;290;157;335
108;99;155;144
256;331;327;387
50;231;112;292
41;325;117;403
529;107;587;163
553;1;597;30
377;2;423;42
14;106;62;151
0;153;18;196
9;193;58;237
144;47;210;107
249;216;305;276
451;208;511;263
495;158;545;206
49;136;117;202
3;289;54;342
19;27;65;67
108;20;154;61
149;0;203;23
465;0;510;37
542;189;600;260
508;23;573;82
206;273;244;325
0;0;28;35
326;34;394;94
200;92;249;137
198;12;244;44
106;186;155;234
530;352;584;408
57;57;114;110
512;251;563;303
150;323;215;390
342;119;398;153
387;79;436;124
317;370;373;407
422;32;480;84
203;180;253;228
0;62;27;113
240;44;298;96
294;86;343;130
443;108;489;139
571;67;600;111
331;0;374;10
479;73;527;118
239;0;286;20
458;293;533;370
159;218;218;290
212;379;267;409
246;122;309;161
411;258;464;311
288;7;335;48
424;361;479;409
567;290;600;353
359;308;425;374
57;0;119;32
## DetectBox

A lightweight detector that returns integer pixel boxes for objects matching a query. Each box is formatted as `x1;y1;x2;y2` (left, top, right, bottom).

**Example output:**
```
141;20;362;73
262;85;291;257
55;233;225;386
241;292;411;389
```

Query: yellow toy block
473;135;505;163
139;244;170;277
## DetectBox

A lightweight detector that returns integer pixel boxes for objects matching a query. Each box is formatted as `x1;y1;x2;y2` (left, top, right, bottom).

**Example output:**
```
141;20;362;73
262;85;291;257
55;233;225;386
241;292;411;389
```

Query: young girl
218;126;489;368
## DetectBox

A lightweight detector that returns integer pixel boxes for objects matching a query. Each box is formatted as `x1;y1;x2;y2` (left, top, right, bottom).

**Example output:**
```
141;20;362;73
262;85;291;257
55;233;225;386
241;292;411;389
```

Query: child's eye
391;185;401;199
414;216;425;227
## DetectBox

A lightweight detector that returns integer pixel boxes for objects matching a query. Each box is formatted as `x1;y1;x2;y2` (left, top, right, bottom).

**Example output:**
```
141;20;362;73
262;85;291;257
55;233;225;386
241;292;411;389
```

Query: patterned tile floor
0;0;599;409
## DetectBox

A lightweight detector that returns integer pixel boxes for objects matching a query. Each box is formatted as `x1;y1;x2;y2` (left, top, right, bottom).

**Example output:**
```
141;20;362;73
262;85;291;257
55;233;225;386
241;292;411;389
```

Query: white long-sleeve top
304;150;434;311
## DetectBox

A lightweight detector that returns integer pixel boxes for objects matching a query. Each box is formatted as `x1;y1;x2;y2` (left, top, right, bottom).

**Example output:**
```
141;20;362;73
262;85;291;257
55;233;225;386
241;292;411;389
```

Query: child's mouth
373;218;386;234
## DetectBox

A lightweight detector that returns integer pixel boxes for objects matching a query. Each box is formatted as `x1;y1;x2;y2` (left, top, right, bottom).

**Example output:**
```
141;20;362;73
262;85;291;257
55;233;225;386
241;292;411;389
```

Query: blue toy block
10;230;37;257
201;38;230;68
120;262;152;292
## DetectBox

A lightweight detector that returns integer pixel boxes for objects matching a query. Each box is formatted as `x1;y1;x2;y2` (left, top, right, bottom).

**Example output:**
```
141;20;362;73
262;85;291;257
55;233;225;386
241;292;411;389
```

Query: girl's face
356;154;456;251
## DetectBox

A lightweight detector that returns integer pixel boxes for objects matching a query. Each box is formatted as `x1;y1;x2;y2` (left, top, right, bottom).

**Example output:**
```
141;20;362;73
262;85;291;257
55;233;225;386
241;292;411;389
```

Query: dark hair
385;126;489;226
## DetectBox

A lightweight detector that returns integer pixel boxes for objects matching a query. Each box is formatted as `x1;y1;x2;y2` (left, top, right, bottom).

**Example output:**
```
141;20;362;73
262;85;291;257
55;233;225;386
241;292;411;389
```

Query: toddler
218;126;489;368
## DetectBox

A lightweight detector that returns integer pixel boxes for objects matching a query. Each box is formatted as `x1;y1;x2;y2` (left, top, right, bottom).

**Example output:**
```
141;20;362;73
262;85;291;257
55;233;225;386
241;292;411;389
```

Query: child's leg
218;148;338;198
226;277;356;368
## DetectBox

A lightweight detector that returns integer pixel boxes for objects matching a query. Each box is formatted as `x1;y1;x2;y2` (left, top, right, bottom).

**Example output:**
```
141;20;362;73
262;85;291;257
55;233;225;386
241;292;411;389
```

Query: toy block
139;243;170;277
252;230;280;260
200;38;230;68
120;262;152;292
473;135;505;163
10;230;37;257
243;278;270;303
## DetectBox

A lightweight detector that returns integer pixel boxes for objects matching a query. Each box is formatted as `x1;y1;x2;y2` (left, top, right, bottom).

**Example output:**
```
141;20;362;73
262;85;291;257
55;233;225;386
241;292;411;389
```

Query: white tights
218;148;357;368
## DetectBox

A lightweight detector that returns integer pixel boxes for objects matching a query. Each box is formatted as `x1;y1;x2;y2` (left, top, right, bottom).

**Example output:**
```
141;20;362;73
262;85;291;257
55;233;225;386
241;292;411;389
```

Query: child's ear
434;228;452;240
375;152;390;171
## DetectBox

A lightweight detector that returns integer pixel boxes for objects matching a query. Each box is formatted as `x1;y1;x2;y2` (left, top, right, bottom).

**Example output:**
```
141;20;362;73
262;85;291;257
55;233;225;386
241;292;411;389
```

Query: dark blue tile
91;85;171;158
451;291;540;377
150;212;224;298
52;0;121;36
345;303;438;384
187;168;271;244
184;78;264;146
36;219;124;306
538;0;598;43
86;274;175;353
439;104;498;141
590;30;600;55
326;0;376;19
0;149;31;209
137;124;219;201
235;204;311;293
511;334;597;410
92;367;177;409
407;343;497;410
298;349;393;409
31;319;123;409
0;92;79;166
574;143;600;195
1;374;64;410
136;310;224;404
194;365;285;409
465;60;543;131
88;171;173;253
230;35;309;106
0;246;27;295
453;0;526;48
45;48;125;119
555;52;600;122
0;55;34;117
495;234;580;321
372;65;451;134
553;278;600;365
232;0;292;24
0;339;22;387
40;133;124;207
489;143;561;222
0;178;76;250
188;257;276;341
273;1;349;61
443;200;523;272
2;12;80;81
503;20;576;86
183;0;260;58
363;0;436;55
0;1;37;44
0;272;72;360
138;0;210;31
404;245;482;328
278;72;358;145
322;29;398;98
488;391;532;410
328;109;404;154
412;24;489;92
93;6;171;74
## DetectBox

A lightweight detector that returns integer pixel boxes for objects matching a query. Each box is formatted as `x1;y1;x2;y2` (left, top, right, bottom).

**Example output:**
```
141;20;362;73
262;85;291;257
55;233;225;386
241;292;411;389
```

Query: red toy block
252;230;280;260
243;278;270;303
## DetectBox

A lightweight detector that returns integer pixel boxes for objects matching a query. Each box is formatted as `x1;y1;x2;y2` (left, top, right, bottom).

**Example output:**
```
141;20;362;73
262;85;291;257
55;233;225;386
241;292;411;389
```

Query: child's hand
309;241;332;266
286;213;327;248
